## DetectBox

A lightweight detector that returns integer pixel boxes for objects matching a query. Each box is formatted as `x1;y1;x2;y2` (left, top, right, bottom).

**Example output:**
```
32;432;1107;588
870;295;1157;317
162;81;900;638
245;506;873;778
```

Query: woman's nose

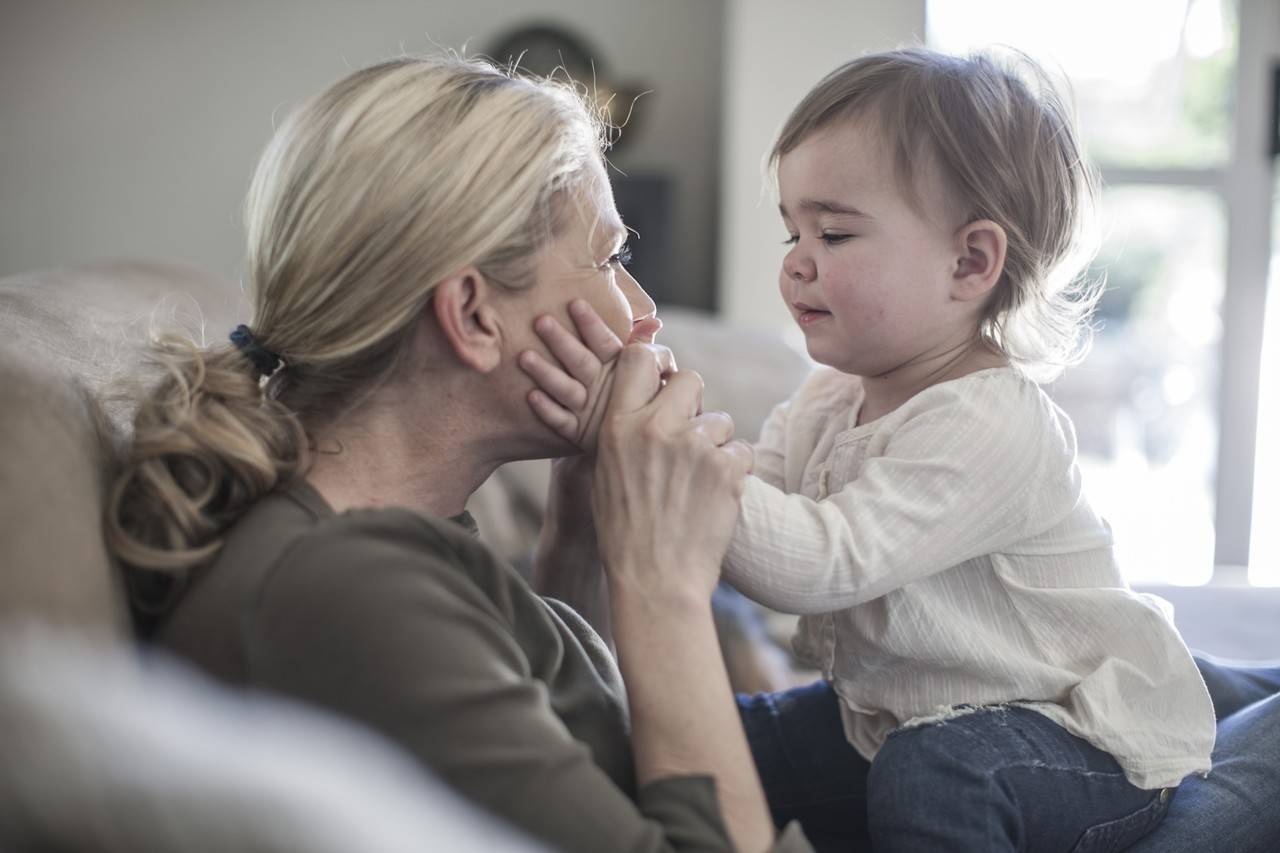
783;247;815;284
620;268;657;320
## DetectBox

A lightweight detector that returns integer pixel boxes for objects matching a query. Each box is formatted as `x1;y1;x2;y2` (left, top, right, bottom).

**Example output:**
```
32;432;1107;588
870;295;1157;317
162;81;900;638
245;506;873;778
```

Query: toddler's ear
951;220;1008;302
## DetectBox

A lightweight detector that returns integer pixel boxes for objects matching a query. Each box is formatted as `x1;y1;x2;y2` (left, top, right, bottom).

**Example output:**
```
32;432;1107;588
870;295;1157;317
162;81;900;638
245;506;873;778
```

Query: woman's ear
951;219;1008;302
431;268;503;373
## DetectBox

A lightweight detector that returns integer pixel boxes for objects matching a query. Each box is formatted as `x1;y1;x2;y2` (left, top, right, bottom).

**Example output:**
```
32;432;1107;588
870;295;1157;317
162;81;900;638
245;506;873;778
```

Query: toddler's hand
519;300;675;453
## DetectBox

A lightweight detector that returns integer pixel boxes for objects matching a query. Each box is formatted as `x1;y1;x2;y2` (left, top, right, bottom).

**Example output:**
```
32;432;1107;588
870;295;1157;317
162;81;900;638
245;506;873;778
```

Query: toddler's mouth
793;302;831;325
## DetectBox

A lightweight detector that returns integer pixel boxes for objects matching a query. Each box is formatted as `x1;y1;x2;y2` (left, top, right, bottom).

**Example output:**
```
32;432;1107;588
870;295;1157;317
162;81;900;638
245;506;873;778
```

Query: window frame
1208;0;1275;580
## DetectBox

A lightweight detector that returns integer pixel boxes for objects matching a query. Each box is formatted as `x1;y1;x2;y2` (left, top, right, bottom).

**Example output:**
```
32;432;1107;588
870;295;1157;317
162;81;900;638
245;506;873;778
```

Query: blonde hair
772;47;1101;381
106;57;607;613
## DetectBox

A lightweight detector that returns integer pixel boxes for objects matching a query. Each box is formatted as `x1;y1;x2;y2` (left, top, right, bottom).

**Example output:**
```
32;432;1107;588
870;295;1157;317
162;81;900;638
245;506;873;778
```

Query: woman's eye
607;245;634;269
782;234;799;246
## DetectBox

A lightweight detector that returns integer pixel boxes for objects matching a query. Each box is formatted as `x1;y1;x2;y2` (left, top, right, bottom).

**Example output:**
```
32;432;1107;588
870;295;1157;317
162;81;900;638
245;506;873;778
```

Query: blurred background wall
0;0;732;308
0;0;928;314
719;0;924;329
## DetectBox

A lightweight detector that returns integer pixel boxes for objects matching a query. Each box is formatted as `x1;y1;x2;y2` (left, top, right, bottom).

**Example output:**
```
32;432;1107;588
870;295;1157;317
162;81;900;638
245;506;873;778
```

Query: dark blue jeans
1128;657;1280;853
739;657;1280;852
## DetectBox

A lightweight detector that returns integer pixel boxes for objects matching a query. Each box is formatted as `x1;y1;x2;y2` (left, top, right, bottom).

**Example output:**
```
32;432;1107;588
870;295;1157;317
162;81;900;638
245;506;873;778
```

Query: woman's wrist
605;564;716;622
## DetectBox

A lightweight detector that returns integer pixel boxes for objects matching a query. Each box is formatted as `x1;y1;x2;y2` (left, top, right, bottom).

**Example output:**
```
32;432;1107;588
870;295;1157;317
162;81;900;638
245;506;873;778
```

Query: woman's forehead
563;176;626;251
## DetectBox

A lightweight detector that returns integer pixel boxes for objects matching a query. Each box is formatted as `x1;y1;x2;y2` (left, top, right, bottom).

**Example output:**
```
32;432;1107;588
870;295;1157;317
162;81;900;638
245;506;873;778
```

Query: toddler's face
776;119;967;377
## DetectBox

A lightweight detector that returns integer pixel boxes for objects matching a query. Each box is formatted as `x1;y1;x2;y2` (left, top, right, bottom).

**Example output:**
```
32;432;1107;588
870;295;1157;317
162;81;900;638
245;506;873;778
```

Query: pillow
0;625;547;852
0;344;125;636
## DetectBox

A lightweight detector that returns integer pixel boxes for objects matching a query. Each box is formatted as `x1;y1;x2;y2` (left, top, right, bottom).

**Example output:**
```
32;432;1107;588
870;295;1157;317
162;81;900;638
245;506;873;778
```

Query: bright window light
928;0;1239;586
1250;250;1280;585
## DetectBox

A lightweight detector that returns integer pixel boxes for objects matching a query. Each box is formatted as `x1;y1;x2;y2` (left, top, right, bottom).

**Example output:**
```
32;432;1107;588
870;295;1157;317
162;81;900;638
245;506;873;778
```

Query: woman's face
493;161;658;449
517;164;658;348
501;162;658;360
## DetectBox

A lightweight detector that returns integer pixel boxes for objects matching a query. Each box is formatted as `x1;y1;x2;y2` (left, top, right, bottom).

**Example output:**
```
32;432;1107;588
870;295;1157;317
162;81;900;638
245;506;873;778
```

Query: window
928;0;1276;585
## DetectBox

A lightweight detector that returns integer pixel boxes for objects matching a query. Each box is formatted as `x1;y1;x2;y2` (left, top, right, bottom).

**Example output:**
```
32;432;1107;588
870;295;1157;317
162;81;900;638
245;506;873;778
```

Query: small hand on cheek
519;299;675;452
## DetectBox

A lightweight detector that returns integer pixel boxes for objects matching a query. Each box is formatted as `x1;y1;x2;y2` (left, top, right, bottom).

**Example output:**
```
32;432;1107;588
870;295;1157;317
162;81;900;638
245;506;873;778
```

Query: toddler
520;47;1215;852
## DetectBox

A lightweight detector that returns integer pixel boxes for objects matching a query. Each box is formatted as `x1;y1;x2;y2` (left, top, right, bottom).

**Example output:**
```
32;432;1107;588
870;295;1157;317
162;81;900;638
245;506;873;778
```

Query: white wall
718;0;926;329
0;0;723;306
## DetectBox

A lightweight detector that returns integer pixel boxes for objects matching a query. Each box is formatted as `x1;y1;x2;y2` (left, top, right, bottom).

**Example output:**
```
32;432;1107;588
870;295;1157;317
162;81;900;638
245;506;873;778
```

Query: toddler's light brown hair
773;47;1102;380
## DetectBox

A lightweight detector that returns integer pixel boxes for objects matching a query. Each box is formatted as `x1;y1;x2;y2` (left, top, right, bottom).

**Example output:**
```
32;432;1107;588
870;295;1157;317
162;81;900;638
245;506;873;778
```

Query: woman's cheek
593;285;634;341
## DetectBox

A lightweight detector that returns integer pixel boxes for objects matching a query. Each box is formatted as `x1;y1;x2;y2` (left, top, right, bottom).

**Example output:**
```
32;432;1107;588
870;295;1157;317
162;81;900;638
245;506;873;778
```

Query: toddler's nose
783;250;816;284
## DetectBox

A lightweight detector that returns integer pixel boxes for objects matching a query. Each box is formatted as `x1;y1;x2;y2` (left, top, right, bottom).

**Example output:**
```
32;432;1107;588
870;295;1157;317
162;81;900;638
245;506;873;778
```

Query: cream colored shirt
724;366;1215;789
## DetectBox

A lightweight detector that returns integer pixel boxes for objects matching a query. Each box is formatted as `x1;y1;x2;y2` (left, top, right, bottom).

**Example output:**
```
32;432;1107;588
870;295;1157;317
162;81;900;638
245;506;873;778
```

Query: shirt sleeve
723;380;1082;614
750;399;791;490
246;516;811;853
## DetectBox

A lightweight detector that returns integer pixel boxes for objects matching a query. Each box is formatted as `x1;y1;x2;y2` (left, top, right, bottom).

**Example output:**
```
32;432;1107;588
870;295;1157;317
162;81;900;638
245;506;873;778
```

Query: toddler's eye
821;233;852;245
605;244;634;270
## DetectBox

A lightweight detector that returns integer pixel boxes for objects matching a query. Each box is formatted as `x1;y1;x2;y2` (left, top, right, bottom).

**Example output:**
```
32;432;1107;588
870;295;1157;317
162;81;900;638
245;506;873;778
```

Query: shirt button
1159;788;1171;803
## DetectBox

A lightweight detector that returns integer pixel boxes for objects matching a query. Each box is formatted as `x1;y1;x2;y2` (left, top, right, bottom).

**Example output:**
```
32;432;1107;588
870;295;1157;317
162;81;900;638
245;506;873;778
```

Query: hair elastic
229;324;283;378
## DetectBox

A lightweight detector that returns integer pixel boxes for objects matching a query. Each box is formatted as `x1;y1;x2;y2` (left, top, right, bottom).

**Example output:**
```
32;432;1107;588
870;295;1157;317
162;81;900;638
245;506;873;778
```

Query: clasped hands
519;300;753;601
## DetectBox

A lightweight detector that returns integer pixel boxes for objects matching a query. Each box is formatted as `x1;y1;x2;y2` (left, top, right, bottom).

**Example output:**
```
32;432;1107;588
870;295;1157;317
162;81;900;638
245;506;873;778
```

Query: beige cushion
0;262;247;433
0;262;246;637
0;626;548;852
0;347;125;637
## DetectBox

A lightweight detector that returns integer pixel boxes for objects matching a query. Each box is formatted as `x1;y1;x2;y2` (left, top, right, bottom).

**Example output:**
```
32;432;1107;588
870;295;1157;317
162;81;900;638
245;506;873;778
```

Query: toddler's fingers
528;389;582;444
720;439;755;476
642;344;677;379
648;369;705;426
519;350;588;411
690;411;735;447
569;299;625;361
535;314;607;386
606;345;669;416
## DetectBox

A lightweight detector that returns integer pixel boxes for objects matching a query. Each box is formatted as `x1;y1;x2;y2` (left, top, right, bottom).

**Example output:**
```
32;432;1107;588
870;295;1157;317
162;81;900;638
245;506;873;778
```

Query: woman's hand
591;345;754;604
519;300;674;454
587;346;772;853
525;301;677;644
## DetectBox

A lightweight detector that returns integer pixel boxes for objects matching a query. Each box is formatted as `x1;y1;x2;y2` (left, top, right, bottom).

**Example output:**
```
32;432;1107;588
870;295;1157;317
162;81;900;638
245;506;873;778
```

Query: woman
107;57;806;852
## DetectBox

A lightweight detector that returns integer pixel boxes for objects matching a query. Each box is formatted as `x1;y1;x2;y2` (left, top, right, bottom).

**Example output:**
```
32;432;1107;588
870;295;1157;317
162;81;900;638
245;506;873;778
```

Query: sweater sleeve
246;517;811;853
750;400;791;491
723;378;1082;614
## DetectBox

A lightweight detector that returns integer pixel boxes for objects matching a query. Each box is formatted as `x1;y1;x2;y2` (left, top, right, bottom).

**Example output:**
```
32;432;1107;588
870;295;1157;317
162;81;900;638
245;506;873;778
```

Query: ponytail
104;334;307;613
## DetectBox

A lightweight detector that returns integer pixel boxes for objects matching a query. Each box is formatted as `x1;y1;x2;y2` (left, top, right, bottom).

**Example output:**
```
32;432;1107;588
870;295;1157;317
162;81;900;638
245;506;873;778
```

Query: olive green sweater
156;480;810;852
